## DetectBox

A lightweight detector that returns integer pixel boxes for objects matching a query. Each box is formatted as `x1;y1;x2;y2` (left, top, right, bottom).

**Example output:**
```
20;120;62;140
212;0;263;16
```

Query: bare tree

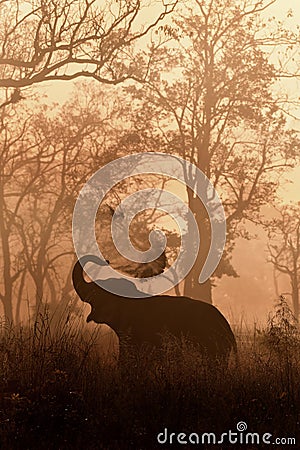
267;204;300;319
123;0;300;302
0;0;177;89
0;85;121;322
0;97;46;321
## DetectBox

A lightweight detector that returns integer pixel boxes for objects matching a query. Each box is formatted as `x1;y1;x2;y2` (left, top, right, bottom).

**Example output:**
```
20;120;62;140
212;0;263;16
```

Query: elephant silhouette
72;255;236;360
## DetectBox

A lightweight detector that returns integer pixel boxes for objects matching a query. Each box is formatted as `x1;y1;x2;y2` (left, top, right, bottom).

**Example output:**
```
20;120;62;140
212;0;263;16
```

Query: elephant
72;255;236;361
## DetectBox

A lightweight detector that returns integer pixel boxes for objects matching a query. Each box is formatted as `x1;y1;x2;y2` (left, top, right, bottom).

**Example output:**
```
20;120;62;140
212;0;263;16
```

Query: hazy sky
266;0;300;203
14;0;300;325
268;0;299;14
36;0;299;204
36;0;299;206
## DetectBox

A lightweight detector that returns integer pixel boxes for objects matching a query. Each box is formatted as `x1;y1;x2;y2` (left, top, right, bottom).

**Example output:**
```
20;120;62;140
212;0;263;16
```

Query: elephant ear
117;250;167;278
100;278;144;297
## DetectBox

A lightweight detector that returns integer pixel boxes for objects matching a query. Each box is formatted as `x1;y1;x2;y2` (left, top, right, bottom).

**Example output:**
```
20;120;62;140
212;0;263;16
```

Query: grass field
0;300;299;449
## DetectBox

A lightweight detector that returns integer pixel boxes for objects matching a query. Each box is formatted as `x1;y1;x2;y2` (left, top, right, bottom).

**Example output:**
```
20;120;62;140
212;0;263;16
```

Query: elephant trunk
72;255;108;303
72;259;91;302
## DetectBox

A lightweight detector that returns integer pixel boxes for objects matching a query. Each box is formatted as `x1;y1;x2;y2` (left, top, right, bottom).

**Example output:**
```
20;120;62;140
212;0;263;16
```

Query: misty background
0;0;300;327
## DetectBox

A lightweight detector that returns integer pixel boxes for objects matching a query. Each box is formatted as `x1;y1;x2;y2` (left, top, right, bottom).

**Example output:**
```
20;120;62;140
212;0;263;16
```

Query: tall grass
0;301;299;449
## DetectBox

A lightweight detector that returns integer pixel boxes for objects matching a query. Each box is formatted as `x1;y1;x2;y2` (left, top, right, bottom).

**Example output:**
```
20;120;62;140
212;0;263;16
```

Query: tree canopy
0;0;176;88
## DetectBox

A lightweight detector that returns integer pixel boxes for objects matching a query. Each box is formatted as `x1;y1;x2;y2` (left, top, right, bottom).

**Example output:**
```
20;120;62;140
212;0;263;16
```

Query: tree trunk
3;294;13;323
183;47;215;303
291;276;299;320
35;273;44;315
183;188;212;303
15;270;26;324
0;191;14;322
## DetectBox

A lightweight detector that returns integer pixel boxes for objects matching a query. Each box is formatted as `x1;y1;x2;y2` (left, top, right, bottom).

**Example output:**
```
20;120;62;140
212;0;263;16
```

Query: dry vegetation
0;298;299;449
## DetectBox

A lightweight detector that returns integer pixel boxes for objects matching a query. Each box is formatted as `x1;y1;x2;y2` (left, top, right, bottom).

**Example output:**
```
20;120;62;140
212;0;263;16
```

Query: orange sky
30;0;299;325
36;0;300;204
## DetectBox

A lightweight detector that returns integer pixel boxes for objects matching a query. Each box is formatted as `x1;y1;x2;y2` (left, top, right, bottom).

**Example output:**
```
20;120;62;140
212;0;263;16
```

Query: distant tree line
0;0;300;322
